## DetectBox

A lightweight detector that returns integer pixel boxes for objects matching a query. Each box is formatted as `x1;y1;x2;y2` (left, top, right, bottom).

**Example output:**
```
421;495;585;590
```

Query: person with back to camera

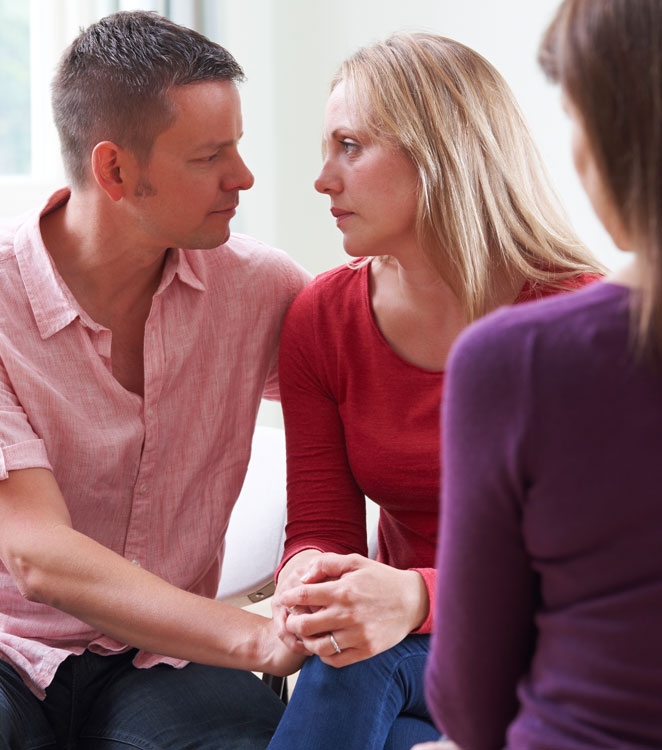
0;10;311;750
266;31;604;750
418;1;662;749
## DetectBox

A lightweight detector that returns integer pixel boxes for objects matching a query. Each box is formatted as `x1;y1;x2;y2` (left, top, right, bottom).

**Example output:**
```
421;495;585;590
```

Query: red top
278;262;596;632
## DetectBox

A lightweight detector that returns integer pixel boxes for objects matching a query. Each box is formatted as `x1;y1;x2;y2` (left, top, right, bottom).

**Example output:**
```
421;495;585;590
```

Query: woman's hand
274;552;429;667
410;742;459;750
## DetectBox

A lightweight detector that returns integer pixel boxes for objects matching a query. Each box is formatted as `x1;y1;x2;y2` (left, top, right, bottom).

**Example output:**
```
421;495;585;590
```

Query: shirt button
146;408;154;418
138;484;148;495
131;559;141;567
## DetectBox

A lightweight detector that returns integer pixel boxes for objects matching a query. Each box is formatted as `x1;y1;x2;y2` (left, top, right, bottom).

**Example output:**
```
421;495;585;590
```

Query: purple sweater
426;281;662;750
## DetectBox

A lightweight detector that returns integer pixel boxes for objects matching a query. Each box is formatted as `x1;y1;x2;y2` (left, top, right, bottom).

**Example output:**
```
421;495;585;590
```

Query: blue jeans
267;635;441;750
0;649;285;749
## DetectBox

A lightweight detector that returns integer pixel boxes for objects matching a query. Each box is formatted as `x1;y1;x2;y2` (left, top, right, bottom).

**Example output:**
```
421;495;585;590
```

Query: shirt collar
15;188;206;340
157;247;206;296
14;188;79;340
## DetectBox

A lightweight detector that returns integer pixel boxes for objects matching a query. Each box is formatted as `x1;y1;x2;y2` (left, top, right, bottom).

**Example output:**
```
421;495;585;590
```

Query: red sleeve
277;282;368;577
410;567;435;633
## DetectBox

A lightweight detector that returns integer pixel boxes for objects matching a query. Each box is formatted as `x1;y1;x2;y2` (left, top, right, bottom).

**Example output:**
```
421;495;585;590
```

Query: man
0;11;309;749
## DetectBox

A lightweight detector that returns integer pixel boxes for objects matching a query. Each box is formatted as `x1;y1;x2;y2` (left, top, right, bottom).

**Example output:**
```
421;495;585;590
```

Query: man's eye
198;154;218;163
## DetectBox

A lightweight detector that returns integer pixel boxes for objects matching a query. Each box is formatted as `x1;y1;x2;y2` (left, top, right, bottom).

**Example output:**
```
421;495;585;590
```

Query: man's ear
90;141;128;202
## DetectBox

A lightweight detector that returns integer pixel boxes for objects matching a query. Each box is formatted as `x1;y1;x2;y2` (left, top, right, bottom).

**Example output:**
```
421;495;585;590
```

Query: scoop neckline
359;262;447;375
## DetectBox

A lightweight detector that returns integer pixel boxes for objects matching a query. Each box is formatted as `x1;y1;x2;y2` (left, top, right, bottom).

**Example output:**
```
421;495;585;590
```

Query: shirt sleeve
0;353;52;480
277;283;368;575
425;314;538;748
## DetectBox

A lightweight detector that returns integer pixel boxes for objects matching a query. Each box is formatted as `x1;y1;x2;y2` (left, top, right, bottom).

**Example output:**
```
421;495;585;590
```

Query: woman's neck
368;253;525;370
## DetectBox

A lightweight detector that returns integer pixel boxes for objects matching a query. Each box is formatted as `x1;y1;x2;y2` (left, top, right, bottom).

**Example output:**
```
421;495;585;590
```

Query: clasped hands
272;552;429;667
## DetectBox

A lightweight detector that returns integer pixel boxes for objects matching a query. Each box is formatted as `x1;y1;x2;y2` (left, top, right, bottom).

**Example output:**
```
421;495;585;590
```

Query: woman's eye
340;140;359;154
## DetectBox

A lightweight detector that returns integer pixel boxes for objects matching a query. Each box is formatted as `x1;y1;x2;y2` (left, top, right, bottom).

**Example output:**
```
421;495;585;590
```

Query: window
0;1;226;215
0;1;30;175
0;1;222;180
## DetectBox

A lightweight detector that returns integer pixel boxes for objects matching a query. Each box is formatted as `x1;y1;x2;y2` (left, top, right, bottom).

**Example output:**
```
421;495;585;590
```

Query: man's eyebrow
192;133;245;152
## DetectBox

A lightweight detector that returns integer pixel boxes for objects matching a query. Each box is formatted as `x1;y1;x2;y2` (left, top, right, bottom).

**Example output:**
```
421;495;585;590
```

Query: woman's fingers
299;552;365;583
296;629;376;667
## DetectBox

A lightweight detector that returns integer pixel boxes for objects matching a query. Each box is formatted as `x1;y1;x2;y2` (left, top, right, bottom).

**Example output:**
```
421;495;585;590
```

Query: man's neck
39;188;166;329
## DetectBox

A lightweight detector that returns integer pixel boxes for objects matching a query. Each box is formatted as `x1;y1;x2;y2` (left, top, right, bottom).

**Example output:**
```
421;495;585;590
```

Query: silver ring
329;633;342;654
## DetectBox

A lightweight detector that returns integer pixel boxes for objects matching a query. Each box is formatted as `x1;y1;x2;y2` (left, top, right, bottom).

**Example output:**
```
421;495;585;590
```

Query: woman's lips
330;207;354;226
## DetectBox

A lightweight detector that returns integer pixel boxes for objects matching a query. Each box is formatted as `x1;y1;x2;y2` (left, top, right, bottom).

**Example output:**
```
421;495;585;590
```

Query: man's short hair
52;11;245;187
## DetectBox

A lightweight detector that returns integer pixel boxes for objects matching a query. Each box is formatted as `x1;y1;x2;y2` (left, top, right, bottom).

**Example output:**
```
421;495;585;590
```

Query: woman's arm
277;284;369;562
274;282;431;663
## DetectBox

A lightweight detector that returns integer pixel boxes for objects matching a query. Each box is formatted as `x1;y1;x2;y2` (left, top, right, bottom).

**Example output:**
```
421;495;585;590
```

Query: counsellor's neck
608;256;641;289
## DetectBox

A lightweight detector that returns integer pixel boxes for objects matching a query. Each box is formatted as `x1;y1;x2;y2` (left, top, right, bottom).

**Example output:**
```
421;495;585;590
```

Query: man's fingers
277;630;311;654
284;607;349;639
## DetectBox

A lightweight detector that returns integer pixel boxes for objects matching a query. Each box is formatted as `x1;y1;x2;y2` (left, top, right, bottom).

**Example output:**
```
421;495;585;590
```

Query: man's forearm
1;468;281;674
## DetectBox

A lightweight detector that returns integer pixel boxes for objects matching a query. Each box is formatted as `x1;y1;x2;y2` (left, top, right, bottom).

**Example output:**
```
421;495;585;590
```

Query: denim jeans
267;634;441;750
0;649;285;749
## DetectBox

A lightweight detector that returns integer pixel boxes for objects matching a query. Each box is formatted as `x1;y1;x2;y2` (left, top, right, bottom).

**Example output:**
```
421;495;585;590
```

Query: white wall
219;0;626;276
0;0;627;276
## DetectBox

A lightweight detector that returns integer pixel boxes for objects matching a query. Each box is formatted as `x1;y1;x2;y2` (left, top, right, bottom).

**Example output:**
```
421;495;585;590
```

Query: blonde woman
268;33;602;750
424;1;662;748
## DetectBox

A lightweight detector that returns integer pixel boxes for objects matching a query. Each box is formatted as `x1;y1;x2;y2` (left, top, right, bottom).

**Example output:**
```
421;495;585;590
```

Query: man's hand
274;553;429;667
256;618;308;676
271;549;325;653
0;468;307;674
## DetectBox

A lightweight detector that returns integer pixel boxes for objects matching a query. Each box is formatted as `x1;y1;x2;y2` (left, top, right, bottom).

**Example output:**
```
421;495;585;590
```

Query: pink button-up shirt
0;189;310;697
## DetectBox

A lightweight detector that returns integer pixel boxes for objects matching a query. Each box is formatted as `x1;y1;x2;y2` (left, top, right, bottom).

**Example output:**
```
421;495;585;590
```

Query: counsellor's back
425;1;662;749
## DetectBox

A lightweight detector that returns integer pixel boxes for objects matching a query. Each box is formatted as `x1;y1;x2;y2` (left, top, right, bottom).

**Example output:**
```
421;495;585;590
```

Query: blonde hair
334;32;603;320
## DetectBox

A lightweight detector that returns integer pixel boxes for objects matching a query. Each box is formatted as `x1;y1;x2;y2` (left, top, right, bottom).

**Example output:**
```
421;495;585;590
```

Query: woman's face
563;91;630;252
314;81;420;259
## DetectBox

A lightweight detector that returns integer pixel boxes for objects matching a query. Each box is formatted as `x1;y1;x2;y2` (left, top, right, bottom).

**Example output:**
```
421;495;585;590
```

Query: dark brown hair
52;11;244;187
540;0;662;355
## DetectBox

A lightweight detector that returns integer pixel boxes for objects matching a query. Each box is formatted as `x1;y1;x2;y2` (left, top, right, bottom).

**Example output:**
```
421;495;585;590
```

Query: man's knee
82;662;285;749
0;668;54;750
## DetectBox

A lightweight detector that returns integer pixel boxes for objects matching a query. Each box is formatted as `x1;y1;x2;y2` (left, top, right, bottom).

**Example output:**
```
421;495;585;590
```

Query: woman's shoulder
308;261;366;293
287;261;367;317
280;262;371;371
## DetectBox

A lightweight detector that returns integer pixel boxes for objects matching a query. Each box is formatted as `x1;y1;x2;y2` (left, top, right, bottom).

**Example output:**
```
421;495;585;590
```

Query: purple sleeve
425;314;538;749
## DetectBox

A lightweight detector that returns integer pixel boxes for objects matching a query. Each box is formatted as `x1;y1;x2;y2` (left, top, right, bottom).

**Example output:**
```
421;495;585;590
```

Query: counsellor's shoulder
449;280;628;375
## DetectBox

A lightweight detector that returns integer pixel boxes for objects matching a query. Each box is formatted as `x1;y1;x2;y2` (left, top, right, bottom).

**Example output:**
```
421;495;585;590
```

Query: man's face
127;80;254;251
